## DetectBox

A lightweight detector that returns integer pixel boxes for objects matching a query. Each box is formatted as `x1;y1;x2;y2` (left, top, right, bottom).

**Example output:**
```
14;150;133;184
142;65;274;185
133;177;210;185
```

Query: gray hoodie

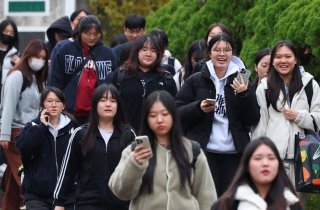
0;70;41;141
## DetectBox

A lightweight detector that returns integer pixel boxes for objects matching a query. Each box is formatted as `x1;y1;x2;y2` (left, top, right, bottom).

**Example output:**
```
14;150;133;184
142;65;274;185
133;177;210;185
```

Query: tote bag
294;117;320;193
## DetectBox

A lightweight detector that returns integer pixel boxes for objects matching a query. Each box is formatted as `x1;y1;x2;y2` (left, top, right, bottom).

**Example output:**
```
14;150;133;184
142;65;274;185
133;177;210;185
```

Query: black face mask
0;34;15;46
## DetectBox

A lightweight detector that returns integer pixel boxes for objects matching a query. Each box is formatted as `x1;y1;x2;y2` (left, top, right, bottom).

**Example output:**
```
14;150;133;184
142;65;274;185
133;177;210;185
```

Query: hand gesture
133;144;153;165
230;74;249;94
40;109;50;125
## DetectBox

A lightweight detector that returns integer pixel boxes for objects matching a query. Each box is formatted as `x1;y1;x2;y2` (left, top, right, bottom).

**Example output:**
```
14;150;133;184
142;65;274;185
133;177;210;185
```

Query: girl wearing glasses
48;15;118;125
16;87;77;210
176;34;260;197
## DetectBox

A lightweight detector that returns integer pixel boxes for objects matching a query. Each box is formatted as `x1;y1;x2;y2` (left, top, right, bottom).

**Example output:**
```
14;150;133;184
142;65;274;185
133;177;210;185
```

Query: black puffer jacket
16;114;77;204
175;64;260;153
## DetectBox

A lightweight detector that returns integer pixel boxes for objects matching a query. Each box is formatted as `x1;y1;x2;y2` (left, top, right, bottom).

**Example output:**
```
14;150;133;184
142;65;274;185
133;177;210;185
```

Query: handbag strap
311;115;319;132
69;53;94;82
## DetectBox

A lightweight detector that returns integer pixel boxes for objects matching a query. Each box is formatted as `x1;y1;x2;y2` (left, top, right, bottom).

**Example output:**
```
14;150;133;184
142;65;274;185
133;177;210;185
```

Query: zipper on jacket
141;79;146;98
54;136;59;180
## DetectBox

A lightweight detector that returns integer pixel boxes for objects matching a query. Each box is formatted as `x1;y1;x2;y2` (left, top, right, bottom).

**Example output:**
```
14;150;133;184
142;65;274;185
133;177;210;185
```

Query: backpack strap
191;140;201;170
115;67;125;93
168;56;175;68
305;79;313;110
21;74;28;93
68;54;93;85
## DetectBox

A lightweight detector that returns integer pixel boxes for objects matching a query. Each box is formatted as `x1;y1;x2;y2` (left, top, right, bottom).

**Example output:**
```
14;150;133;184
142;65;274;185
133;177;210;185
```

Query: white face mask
29;57;45;71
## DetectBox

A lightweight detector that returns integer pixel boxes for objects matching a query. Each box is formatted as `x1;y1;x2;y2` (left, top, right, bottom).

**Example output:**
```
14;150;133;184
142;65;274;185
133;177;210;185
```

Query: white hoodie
205;60;239;152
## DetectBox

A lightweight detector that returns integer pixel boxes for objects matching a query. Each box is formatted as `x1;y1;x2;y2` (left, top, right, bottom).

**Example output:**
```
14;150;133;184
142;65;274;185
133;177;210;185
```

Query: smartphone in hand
43;110;50;123
236;68;251;83
205;98;216;104
135;136;151;149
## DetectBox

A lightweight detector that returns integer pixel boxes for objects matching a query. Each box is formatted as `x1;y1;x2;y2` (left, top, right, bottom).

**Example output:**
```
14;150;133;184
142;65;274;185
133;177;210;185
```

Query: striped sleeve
53;126;82;206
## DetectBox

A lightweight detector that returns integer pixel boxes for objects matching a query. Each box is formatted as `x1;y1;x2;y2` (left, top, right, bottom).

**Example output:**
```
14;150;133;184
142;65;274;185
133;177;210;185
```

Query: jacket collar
235;184;299;210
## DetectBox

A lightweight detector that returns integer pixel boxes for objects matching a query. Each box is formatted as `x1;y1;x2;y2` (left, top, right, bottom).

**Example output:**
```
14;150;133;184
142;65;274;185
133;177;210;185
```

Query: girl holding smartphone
109;90;216;210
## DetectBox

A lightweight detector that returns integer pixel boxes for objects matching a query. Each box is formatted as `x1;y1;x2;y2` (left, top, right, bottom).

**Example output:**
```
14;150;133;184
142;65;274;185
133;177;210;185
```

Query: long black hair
139;90;192;194
183;40;207;81
213;136;300;210
81;84;127;155
0;18;19;49
267;40;302;111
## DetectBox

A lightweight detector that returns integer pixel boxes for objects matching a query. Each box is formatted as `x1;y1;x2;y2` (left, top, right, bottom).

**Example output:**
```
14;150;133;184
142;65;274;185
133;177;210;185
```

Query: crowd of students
0;6;318;210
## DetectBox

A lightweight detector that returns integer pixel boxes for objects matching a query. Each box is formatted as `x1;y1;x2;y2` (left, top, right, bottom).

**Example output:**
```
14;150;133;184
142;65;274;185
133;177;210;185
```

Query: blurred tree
147;0;255;63
242;0;320;80
87;0;170;45
88;0;320;81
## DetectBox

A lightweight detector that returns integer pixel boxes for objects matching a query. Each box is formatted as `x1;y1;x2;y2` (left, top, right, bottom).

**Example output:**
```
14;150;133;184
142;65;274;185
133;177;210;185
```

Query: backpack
266;79;313;109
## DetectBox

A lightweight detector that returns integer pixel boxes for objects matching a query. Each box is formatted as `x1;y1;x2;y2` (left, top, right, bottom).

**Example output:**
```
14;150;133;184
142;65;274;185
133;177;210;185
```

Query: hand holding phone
135;136;151;149
134;136;153;164
41;109;50;125
205;98;216;104
236;68;251;84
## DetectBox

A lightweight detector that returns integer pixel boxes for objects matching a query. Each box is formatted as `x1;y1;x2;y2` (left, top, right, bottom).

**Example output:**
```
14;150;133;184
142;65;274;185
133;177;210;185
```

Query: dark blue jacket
16;114;77;204
53;124;135;209
48;39;119;113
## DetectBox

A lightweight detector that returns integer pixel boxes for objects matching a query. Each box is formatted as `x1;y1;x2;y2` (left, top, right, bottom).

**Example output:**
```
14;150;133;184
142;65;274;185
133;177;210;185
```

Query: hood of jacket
46;16;72;49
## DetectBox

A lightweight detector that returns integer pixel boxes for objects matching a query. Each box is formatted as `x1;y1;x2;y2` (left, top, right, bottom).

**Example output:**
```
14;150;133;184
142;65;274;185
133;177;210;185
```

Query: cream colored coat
109;138;217;210
252;71;320;181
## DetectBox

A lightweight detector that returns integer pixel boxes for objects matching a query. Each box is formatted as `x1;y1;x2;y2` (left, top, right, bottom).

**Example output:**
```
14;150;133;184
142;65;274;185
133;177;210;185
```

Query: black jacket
16;114;77;204
107;68;177;132
175;64;260;153
53;124;135;209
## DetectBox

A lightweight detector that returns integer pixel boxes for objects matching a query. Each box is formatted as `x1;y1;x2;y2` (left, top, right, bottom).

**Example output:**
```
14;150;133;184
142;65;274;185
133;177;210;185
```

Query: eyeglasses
82;32;101;39
212;48;232;54
45;100;62;106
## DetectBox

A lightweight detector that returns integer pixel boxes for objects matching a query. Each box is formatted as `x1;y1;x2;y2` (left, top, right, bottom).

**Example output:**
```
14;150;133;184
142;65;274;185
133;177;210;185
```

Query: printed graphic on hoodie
65;55;112;79
215;94;226;117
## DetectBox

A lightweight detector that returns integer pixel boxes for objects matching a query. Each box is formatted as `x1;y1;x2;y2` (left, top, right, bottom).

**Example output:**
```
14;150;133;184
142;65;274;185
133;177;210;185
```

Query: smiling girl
107;35;177;133
176;33;260;197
